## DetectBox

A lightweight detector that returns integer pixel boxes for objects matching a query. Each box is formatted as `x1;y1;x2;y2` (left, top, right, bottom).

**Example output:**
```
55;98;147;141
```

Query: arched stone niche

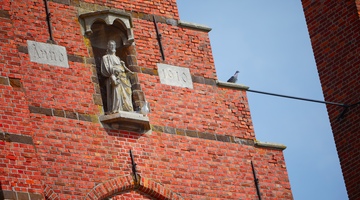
79;10;149;132
79;10;134;45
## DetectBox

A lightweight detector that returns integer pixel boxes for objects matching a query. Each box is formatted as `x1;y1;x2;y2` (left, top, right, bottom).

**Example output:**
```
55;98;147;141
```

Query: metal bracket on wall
129;149;138;184
251;160;262;200
337;101;360;120
43;0;55;43
153;15;165;60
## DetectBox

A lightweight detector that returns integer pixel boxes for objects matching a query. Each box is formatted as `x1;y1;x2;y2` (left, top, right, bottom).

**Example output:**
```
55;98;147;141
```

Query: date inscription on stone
27;40;69;68
157;63;193;89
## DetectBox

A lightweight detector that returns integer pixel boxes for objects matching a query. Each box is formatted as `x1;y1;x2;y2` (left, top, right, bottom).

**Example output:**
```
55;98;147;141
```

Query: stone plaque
157;63;193;89
27;40;69;68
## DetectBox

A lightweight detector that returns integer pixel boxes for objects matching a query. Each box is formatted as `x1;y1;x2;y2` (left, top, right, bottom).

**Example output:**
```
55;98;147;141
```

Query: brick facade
0;0;292;199
302;1;360;199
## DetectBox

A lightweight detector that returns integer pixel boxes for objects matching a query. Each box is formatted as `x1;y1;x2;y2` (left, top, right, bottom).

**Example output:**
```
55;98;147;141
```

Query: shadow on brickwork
0;182;4;200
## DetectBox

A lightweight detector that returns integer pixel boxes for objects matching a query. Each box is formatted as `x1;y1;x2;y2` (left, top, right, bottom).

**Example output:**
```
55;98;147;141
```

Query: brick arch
84;175;184;200
44;184;60;200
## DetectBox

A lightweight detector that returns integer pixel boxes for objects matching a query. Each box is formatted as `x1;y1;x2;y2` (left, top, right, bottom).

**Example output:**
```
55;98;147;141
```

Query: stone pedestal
99;111;150;133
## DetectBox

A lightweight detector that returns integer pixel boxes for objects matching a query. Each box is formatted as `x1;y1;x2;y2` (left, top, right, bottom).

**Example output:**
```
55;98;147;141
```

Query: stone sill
254;140;287;150
216;80;249;90
99;111;150;133
178;20;212;32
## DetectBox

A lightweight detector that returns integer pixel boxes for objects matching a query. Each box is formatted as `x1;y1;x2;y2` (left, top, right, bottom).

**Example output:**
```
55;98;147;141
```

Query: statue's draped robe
101;54;133;113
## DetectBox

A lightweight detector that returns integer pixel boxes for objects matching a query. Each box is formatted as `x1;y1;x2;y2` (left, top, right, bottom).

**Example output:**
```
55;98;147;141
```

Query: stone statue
101;40;134;114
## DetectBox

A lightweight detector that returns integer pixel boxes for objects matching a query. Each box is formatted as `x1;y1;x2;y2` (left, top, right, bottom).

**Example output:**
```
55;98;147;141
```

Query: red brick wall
0;0;292;199
302;1;360;199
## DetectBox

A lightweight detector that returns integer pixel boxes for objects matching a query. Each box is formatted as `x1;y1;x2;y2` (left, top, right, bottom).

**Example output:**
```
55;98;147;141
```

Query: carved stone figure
101;40;134;114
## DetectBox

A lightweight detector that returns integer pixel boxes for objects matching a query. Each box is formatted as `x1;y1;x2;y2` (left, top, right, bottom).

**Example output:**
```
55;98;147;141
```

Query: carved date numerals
157;63;193;89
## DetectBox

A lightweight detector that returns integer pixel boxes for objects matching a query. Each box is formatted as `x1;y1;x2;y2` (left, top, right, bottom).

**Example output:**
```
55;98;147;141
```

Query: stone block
0;76;9;85
28;106;52;116
99;111;150;133
65;111;78;120
27;40;69;68
185;130;198;138
9;77;22;88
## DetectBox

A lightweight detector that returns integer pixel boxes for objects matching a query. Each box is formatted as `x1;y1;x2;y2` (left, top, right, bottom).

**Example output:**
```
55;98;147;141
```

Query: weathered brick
0;76;9;85
9;133;33;145
53;109;65;118
93;94;103;105
78;113;92;122
151;125;164;132
9;77;22;88
17;45;28;54
17;192;30;200
185;130;198;138
29;106;52;116
29;193;43;200
216;134;230;143
175;128;186;136
204;78;216;86
163;126;175;135
191;75;205;84
64;110;78;120
198;132;216;141
2;190;16;199
68;54;84;63
302;1;360;199
141;67;158;76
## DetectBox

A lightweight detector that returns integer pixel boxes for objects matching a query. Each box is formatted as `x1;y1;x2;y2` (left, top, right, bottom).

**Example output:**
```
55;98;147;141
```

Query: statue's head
107;40;116;54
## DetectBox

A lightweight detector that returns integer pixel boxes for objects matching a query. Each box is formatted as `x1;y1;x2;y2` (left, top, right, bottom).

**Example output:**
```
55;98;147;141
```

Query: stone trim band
0;190;42;200
28;105;98;123
0;131;34;145
151;124;287;150
26;104;286;150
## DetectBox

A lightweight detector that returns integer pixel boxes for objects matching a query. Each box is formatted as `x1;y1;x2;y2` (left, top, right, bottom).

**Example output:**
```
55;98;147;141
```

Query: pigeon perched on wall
139;101;150;116
227;71;239;83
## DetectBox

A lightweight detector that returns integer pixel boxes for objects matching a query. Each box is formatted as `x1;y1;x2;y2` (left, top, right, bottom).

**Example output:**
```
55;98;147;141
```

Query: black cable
246;89;360;120
247;89;347;107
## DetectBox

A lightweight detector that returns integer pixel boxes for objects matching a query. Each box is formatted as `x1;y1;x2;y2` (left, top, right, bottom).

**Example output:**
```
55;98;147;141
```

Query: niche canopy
79;10;134;48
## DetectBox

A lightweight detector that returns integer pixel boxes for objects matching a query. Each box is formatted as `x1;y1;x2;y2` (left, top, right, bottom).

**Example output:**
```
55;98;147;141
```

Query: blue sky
177;1;347;199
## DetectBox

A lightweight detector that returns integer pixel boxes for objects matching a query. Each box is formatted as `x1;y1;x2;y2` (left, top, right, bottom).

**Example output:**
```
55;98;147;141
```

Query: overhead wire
246;89;359;120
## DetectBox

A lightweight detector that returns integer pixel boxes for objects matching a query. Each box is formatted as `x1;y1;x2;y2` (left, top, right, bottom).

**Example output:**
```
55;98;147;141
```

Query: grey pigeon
227;71;239;83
